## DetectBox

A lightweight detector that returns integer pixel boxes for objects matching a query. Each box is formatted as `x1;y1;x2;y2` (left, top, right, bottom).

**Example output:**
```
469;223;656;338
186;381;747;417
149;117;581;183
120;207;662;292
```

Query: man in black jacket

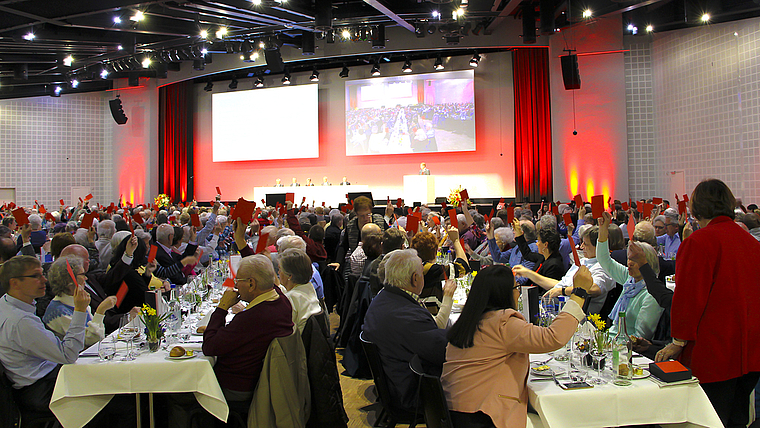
153;223;198;285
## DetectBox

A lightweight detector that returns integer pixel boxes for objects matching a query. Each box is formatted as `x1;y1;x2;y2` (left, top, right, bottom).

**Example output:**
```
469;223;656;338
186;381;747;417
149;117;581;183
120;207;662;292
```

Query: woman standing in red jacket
658;179;760;428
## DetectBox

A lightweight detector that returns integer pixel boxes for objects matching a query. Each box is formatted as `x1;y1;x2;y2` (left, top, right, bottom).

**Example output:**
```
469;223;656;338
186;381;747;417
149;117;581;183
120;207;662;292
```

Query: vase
147;337;161;352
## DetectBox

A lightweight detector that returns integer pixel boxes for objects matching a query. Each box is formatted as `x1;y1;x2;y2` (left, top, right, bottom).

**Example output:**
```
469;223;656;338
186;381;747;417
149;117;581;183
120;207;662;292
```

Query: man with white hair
487;222;538;285
15;214;47;255
363;249;448;416
656;208;681;260
154;223;198;285
95;220;116;271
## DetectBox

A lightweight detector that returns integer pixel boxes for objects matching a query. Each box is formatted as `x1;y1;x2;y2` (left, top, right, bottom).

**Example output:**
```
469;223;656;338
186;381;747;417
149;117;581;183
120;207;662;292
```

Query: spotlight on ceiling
282;71;291;85
434;56;444;71
113;16;122;24
70;79;79;88
371;63;381;76
342;29;351;39
402;59;412;73
339;66;349;78
141;57;151;68
229;78;238;89
646;25;654;32
200;29;208;39
253;0;262;4
101;69;109;79
131;10;144;22
310;68;320;82
23;31;35;41
51;86;62;97
469;53;480;67
204;81;213;92
117;45;123;51
582;9;592;18
432;10;440;18
254;76;264;88
701;13;710;22
216;27;228;39
63;55;74;67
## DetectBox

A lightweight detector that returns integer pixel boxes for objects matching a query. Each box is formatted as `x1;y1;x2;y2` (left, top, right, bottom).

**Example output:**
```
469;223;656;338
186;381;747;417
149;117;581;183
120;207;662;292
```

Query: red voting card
235;198;256;224
147;245;158;264
678;200;687;216
499;197;505;205
65;259;80;289
301;196;306;204
591;195;604;218
653;197;663;205
80;212;96;229
459;189;469;204
59;199;65;206
8;202;15;209
563;213;573;227
216;187;221;195
568;235;581;266
432;216;440;226
38;205;46;214
507;207;515;224
441;201;447;211
45;213;55;222
637;201;644;213
448;209;458;228
407;208;413;216
285;193;295;203
487;208;494;222
115;282;129;308
406;215;420;233
190;213;201;228
346;203;353;211
682;194;689;202
643;203;654;219
132;213;144;224
621;202;629;211
106;205;114;214
628;215;635;241
396;198;403;208
574;194;583;207
322;202;326;207
78;197;83;203
34;200;39;207
168;215;176;222
551;204;559;215
84;194;93;201
223;278;235;289
261;199;266;206
256;233;269;254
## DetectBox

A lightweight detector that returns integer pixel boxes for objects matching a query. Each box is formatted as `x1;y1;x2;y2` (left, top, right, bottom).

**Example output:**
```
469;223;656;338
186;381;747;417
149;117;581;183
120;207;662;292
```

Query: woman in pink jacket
442;264;592;428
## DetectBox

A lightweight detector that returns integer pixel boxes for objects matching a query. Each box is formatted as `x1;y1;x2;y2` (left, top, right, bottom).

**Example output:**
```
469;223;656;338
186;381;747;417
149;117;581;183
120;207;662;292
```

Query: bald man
349;223;382;276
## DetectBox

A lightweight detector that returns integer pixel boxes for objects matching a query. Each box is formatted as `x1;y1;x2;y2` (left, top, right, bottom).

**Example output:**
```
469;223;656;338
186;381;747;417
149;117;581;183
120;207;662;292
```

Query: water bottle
168;284;182;332
612;311;633;386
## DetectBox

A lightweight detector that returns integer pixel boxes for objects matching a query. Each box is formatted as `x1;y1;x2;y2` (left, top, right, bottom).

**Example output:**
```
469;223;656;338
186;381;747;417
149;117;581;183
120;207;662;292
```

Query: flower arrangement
448;186;472;208
588;313;610;354
154;193;170;209
139;304;169;341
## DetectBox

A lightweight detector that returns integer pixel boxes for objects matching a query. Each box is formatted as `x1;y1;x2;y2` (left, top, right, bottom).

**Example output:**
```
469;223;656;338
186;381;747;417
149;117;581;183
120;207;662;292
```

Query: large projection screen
212;84;319;162
345;69;475;156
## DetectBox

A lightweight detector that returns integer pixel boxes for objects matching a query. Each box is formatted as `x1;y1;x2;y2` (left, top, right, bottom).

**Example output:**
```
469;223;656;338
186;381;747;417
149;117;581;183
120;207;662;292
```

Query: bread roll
196;326;206;334
170;346;186;357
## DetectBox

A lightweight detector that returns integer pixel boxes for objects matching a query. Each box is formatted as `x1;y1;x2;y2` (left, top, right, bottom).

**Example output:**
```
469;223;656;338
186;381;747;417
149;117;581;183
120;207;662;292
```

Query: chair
408;355;452;428
359;332;419;428
0;363;58;428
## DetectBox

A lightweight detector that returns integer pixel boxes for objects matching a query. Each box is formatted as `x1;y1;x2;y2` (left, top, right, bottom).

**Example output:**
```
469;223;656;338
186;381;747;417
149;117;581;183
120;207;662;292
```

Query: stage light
113;16;122;24
70;79;79;88
282;72;291;85
101;69;109;79
402;59;412;73
339;66;349;78
131;11;144;22
701;13;710;22
200;29;208;38
141;57;151;68
627;24;634;31
582;9;592;18
204;81;213;92
371;63;380;76
23;31;35;41
52;86;62;97
254;76;264;88
250;52;259;60
342;29;351;39
62;55;74;67
259;41;265;48
201;47;208;55
456;8;464;16
310;68;320;82
432;10;440;18
646;25;654;32
252;0;262;4
117;45;123;50
229;78;238;89
434;56;444;70
216;27;228;38
452;11;458;19
469;53;480;67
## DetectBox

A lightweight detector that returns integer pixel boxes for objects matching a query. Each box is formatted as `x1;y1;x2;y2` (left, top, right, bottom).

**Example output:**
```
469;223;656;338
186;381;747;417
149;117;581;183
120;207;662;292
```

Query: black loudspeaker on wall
109;96;128;125
264;49;285;73
560;54;581;90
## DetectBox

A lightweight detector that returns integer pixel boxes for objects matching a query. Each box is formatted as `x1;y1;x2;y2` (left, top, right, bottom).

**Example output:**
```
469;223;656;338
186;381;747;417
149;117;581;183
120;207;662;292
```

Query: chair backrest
409;355;453;428
0;363;20;428
359;331;397;414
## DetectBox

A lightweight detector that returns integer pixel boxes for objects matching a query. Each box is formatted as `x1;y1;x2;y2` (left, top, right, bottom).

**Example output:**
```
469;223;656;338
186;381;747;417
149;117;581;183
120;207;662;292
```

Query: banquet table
527;353;724;428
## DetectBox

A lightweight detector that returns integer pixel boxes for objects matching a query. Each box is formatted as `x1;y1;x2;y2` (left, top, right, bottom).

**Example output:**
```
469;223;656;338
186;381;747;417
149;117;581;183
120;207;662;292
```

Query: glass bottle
612;311;633;386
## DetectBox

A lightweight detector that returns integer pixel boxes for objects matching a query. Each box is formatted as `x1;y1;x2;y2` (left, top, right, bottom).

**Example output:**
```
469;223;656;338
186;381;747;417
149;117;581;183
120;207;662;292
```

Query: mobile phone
558;381;593;390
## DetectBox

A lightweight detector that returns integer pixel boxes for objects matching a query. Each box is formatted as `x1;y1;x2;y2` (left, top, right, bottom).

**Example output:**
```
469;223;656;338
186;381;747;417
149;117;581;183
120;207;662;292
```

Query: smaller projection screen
212;84;319;162
345;69;475;156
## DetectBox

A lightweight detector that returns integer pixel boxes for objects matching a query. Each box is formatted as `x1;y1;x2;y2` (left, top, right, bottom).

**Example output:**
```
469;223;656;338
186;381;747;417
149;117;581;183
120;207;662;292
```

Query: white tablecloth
527;354;723;428
50;342;228;428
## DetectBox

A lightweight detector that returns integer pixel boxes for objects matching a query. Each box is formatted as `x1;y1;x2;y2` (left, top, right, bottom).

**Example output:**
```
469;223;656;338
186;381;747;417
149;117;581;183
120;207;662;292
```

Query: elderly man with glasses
656;208;682;260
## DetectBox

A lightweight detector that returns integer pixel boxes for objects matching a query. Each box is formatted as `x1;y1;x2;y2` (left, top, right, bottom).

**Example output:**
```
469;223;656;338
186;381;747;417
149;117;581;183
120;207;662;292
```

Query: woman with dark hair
106;234;152;315
410;229;469;314
442;264;591;428
657;178;760;428
512;218;566;287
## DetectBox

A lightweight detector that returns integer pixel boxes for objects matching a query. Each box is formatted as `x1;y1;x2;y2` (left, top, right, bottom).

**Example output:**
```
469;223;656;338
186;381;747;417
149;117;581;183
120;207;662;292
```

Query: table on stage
252;185;369;207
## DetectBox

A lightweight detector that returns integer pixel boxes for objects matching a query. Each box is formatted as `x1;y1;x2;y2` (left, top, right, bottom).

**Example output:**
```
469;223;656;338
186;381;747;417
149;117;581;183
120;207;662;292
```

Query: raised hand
512;218;523;237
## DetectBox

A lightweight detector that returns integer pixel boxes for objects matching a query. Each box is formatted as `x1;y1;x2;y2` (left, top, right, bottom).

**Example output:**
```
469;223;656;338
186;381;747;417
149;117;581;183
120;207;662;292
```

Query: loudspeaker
109;97;128;125
301;31;315;55
264;49;284;73
560;54;581;90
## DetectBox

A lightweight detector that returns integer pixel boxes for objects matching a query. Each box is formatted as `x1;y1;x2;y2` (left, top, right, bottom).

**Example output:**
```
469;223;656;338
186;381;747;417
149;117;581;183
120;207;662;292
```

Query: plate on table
165;353;197;361
632;368;650;380
530;365;565;377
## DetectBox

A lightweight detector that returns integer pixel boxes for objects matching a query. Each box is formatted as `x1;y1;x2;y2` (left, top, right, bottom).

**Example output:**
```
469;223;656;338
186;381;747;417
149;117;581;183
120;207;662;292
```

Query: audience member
487;221;537;285
278;248;323;333
153;223;198;285
95;220;116;271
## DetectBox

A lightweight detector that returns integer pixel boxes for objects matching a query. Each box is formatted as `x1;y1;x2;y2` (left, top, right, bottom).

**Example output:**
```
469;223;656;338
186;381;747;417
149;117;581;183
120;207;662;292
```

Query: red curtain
159;81;193;203
513;48;552;202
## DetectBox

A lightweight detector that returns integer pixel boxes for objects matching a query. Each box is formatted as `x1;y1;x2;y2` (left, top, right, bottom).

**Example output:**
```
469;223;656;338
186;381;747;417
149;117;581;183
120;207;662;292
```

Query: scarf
608;277;645;324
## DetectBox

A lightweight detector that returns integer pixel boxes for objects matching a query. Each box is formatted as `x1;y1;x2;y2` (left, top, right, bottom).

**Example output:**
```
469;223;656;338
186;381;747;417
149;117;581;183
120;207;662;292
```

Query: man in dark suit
362;249;447;415
153;223;198;285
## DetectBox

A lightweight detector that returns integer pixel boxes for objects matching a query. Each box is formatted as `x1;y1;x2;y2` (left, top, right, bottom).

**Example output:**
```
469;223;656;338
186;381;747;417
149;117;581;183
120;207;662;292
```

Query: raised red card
682;194;689;202
216;187;221;195
487;208;494;222
396;198;403;208
678;200;687;215
45;213;55;222
285;193;295;203
132;213;144;224
432;216;440;226
168;215;176;222
406;215;420;233
59;199;65;206
507;207;515;224
115;281;129;308
637;201;644;213
621;202;629;211
407;208;413;216
302;196;306;204
190;213;201;228
261;199;266;206
256;233;269;254
441;201;447;211
568;235;581;266
84;193;93;201
223;278;235;289
65;259;80;289
499;197;505;205
551;204;559;215
563;213;572;227
448;209;458;228
147;245;158;264
234;198;256;224
80;212;96;229
106;205;114;214
459;189;469;204
574;194;583;207
653;197;663;205
78;197;83;203
591;195;604;218
322;202;326;207
643;203;654;219
628;215;635;241
38;205;46;214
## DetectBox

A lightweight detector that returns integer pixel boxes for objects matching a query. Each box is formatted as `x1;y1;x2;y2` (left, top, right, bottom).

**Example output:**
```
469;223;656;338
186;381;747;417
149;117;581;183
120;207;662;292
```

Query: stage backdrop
192;52;516;203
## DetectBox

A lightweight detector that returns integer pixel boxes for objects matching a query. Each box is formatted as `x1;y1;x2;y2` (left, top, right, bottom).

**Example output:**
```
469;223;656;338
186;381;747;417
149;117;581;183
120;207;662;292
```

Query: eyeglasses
654;225;665;230
14;273;44;281
233;278;252;286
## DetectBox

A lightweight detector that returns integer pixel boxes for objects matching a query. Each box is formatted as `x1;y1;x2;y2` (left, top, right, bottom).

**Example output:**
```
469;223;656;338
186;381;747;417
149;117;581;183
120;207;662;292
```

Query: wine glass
98;337;116;361
119;314;137;361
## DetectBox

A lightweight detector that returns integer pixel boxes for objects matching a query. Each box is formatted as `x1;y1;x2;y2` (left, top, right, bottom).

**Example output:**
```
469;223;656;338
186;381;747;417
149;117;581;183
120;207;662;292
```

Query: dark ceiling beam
362;0;416;32
181;2;316;33
483;0;523;32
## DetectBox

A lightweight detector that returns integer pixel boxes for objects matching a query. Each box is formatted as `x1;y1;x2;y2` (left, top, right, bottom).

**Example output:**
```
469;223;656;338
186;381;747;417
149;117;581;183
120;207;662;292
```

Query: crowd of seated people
0;178;759;428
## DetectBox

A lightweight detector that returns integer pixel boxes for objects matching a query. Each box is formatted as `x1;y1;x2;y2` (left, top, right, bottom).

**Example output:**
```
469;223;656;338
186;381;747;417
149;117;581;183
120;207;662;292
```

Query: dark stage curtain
159;81;193;203
513;48;552;202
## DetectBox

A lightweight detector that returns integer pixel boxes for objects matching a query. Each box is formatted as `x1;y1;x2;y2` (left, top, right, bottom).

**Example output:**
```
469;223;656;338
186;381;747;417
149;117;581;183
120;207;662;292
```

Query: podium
403;175;436;205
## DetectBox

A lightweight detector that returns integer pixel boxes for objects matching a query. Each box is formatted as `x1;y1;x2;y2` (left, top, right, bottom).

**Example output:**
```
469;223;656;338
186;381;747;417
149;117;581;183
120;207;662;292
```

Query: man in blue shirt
487;221;537;284
656;208;681;260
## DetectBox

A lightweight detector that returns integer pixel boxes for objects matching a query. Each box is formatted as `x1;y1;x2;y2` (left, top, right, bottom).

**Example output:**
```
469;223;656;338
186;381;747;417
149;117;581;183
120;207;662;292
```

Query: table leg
135;393;142;428
149;393;155;428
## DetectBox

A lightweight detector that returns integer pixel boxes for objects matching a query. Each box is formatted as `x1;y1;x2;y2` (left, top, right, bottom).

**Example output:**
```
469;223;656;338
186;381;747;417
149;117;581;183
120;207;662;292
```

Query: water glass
98;337;116;361
119;314;137;361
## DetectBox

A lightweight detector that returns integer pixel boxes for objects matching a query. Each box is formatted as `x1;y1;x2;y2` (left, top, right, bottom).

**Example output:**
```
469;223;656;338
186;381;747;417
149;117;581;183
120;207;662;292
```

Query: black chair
409;355;453;428
359;332;419;428
0;364;58;428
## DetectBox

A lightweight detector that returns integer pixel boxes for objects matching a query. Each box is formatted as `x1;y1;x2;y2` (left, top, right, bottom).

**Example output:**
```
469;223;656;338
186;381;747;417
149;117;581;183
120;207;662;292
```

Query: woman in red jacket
658;179;760;428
